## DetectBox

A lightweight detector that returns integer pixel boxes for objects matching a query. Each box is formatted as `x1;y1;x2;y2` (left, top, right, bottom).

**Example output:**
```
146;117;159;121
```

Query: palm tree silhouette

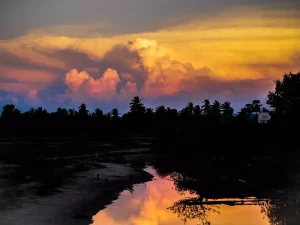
193;105;202;117
221;101;234;117
129;96;144;114
211;100;221;117
202;99;211;116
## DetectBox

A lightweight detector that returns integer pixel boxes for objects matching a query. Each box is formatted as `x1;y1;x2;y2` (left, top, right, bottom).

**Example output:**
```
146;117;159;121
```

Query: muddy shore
0;160;153;225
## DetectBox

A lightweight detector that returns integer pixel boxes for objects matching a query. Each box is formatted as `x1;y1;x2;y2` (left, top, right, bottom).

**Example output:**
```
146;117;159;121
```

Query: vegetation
146;72;300;225
0;72;299;155
0;72;300;224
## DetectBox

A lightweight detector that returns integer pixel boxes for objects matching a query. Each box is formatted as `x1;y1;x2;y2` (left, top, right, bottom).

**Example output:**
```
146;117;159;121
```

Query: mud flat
0;163;153;225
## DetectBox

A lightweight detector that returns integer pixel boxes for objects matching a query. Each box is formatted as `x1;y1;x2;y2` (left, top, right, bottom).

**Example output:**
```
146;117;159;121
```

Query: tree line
0;96;264;132
0;72;299;140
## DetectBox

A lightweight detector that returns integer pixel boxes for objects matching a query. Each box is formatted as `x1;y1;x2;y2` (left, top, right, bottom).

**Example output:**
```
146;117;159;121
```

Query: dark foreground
0;136;154;225
1;133;300;225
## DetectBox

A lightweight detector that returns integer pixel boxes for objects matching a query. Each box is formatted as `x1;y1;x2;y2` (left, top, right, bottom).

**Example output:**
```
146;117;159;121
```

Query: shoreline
0;162;153;225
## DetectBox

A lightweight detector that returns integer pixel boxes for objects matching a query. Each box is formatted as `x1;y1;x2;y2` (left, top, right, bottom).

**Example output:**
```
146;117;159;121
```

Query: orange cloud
0;7;299;105
65;69;91;93
85;68;120;98
64;68;138;102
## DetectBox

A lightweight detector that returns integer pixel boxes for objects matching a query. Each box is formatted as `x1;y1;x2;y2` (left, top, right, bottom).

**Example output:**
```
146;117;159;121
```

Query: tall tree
267;72;300;125
155;105;167;122
186;102;194;116
180;102;194;122
129;96;145;114
251;100;262;114
201;99;211;116
92;108;103;120
211;100;221;117
78;103;89;118
1;104;21;125
193;105;202;117
221;101;234;117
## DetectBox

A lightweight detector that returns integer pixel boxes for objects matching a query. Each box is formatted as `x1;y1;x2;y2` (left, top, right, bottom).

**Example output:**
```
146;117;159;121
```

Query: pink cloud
1;36;297;107
65;69;90;93
65;68;138;102
86;68;120;95
120;81;138;98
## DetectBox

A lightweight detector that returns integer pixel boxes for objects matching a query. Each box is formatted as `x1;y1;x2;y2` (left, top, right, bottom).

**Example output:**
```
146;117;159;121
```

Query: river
91;167;279;225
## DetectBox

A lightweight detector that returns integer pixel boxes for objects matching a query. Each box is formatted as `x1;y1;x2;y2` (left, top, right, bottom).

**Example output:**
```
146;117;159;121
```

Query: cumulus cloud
65;69;90;93
0;7;299;110
59;37;275;108
64;68;138;103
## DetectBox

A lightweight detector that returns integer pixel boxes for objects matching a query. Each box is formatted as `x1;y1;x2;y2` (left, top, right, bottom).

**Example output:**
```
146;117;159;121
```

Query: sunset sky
1;0;300;112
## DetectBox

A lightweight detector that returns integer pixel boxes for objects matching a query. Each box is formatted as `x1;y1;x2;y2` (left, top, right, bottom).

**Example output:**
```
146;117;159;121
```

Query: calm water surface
91;167;272;225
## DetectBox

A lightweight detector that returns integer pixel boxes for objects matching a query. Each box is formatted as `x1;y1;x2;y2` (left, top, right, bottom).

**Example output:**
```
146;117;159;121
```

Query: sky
0;0;300;112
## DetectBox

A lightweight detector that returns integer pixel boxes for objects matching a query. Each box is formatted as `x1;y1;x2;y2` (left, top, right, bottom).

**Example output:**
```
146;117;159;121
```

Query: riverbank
0;162;153;225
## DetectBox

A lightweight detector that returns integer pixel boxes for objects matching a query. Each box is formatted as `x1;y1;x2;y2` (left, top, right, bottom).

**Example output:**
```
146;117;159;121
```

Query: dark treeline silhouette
0;72;299;160
144;72;300;225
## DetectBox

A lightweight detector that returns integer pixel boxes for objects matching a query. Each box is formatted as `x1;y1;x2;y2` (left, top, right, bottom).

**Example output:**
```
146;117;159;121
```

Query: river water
91;167;277;225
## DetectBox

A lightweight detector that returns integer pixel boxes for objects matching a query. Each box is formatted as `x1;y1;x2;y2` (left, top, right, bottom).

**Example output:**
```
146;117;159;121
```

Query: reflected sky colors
92;168;270;225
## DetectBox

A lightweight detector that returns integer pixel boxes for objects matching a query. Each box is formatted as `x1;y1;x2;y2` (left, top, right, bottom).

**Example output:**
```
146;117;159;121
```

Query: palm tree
193;105;202;116
202;99;211;116
186;102;194;115
211;100;221;117
184;102;194;117
221;101;234;117
92;108;103;119
129;96;144;114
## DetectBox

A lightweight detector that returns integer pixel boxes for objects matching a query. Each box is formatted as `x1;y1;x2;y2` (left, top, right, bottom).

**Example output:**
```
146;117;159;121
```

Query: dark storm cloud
47;50;98;71
97;45;145;91
46;44;146;91
1;0;299;39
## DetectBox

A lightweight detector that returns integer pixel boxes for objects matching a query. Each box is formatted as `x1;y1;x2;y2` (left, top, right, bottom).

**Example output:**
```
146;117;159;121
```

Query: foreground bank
0;162;153;225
